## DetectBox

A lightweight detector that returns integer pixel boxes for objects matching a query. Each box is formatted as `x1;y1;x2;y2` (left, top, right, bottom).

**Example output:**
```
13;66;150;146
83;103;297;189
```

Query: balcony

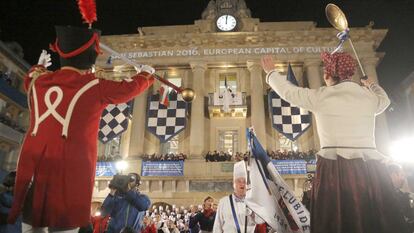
207;92;249;118
0;121;24;144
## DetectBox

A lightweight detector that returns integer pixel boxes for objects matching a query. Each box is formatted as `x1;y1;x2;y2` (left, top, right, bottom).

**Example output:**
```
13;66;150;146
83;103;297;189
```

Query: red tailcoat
8;67;154;227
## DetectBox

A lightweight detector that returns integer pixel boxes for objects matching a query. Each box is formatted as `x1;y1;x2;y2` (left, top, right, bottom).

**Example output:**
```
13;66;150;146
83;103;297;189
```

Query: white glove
134;64;155;74
37;50;52;68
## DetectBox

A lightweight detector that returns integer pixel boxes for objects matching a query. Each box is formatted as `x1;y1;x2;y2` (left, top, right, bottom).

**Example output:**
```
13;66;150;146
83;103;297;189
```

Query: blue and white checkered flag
146;91;188;143
268;64;312;141
98;102;132;143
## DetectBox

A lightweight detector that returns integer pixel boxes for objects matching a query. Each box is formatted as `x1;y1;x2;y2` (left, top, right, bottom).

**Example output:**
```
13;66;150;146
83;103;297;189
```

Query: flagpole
245;131;252;233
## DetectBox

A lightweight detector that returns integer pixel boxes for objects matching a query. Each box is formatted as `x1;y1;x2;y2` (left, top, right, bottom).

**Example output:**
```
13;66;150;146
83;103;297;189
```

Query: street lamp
115;160;128;174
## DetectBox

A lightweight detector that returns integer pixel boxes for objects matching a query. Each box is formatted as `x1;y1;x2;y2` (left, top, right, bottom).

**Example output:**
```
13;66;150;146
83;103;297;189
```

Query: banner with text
141;161;184;176
272;160;308;175
112;46;338;59
96;162;118;177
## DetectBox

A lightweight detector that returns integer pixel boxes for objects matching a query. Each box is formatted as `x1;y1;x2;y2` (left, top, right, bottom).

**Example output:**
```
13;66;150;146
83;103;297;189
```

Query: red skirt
311;156;409;233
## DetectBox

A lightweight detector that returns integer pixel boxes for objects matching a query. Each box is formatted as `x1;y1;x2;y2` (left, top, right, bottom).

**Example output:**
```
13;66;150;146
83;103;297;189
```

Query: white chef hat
233;160;247;180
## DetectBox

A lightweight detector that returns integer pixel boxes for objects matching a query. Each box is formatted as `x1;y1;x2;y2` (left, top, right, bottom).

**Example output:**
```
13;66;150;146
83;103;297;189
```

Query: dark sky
0;0;413;93
0;0;413;138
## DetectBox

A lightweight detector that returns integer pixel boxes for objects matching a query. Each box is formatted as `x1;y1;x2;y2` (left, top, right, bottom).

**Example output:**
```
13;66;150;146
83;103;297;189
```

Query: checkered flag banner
98;102;132;143
268;64;311;141
146;91;188;143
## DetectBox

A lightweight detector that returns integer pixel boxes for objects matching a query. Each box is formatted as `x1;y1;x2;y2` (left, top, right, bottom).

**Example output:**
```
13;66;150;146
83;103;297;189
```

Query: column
128;90;150;158
247;61;267;148
171;180;177;192
304;58;323;149
120;119;132;158
362;57;390;153
189;62;207;157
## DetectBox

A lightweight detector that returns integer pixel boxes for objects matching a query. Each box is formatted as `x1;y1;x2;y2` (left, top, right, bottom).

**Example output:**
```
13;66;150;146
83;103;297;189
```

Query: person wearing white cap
213;161;263;233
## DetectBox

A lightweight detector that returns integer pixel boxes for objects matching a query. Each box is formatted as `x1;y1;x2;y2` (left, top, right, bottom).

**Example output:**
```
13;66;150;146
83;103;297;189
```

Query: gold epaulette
28;66;51;79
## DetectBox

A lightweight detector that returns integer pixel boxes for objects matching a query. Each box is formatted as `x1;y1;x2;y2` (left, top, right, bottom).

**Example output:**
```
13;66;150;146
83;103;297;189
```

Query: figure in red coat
8;26;155;232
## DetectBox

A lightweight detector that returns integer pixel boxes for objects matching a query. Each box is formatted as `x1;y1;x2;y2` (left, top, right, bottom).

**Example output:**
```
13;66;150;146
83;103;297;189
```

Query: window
160;135;180;154
219;73;237;93
218;130;239;155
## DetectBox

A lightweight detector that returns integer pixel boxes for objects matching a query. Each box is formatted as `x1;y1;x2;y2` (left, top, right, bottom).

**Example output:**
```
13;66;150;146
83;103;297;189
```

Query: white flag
245;128;311;233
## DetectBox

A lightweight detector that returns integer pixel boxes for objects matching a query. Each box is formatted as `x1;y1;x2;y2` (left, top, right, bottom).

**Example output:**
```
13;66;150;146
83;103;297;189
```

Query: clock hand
226;15;228;24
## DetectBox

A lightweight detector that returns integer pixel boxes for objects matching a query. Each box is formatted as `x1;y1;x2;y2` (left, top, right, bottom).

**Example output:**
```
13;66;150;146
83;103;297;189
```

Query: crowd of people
204;149;317;162
141;153;187;161
267;149;317;161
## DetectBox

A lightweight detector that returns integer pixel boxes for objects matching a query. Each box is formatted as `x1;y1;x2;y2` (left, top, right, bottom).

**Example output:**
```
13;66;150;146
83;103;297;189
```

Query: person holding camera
102;173;151;233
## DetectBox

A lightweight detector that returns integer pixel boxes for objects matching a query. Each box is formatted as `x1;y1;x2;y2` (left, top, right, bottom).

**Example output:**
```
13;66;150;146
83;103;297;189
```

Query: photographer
102;173;151;233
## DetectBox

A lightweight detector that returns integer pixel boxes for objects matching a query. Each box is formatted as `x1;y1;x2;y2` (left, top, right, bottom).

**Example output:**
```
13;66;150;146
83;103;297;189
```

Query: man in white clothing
213;160;263;233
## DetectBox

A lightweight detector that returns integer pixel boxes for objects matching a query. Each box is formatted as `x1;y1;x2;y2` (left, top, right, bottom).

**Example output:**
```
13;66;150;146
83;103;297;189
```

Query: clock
216;14;237;32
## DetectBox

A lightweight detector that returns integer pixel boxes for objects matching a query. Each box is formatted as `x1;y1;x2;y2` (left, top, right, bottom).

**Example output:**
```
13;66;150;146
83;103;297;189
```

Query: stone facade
0;41;29;172
93;1;389;205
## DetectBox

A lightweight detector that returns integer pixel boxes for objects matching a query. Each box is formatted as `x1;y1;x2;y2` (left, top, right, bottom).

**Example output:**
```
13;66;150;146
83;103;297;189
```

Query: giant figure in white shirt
261;53;409;233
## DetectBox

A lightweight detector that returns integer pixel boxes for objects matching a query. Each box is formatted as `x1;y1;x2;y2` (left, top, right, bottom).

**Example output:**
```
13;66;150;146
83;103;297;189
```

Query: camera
108;173;140;193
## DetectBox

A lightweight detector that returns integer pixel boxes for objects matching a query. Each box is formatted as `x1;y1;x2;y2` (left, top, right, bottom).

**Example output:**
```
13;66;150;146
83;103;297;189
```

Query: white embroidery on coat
31;79;99;137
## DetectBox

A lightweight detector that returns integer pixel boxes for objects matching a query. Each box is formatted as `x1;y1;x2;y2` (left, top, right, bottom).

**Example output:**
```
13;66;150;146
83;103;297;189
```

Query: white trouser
22;223;79;233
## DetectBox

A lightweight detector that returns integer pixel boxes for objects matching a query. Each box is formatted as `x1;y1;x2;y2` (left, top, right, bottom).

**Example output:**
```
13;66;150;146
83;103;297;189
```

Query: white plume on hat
233;160;247;180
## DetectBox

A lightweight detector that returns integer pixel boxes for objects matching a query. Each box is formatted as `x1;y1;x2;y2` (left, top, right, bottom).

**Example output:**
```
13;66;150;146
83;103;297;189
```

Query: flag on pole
245;127;311;233
159;84;170;107
268;64;311;141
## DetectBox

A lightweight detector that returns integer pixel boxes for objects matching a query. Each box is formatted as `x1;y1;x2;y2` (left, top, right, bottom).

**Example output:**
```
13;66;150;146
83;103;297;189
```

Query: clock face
216;15;237;32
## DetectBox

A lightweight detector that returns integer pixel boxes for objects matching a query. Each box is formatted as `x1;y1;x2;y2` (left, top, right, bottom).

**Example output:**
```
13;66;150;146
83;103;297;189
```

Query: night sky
0;0;413;132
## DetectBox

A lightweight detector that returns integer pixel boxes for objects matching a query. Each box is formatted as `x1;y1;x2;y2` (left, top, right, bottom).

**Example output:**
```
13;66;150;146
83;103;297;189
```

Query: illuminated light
389;137;414;163
95;211;101;216
169;69;178;76
115;160;128;173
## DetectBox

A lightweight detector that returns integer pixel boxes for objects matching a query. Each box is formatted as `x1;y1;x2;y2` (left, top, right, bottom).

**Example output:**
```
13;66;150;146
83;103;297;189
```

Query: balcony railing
207;92;249;118
207;92;247;106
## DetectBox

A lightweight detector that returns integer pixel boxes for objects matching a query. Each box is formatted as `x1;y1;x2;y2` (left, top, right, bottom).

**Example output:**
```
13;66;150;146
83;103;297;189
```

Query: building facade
0;40;29;173
92;0;389;205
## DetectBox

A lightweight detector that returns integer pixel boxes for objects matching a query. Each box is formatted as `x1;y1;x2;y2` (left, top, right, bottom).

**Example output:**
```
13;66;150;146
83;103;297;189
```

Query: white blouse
266;70;391;161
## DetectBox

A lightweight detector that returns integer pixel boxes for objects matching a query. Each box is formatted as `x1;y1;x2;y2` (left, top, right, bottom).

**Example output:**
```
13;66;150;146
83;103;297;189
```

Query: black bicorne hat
50;26;102;70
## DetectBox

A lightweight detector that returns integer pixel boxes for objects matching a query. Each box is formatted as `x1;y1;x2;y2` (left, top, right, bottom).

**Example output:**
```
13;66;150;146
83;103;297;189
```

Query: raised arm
261;56;320;112
361;78;390;114
99;71;154;105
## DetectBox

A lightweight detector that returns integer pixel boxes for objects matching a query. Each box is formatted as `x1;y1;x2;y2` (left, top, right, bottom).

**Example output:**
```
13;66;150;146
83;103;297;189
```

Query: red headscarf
321;52;356;80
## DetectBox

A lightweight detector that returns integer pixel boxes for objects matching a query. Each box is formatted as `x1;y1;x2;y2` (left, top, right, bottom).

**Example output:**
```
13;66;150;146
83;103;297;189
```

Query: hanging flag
245;128;311;233
159;84;170;107
98;102;132;143
146;91;188;143
268;64;311;141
